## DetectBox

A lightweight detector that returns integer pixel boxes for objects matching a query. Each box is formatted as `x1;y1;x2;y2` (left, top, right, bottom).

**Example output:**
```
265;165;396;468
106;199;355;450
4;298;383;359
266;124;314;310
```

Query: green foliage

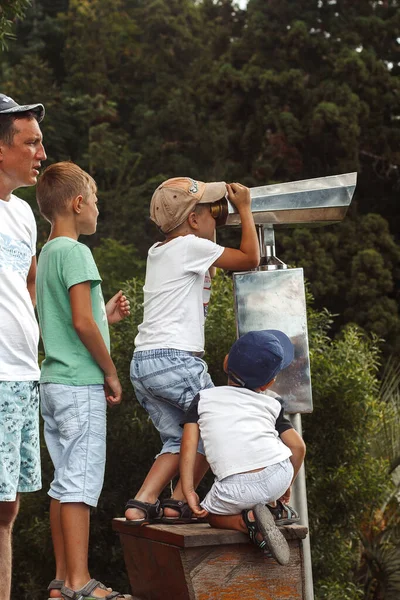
372;357;400;475
305;312;393;592
357;358;400;598
0;0;30;49
316;580;364;600
204;272;236;385
360;518;400;600
92;238;145;300
279;212;400;357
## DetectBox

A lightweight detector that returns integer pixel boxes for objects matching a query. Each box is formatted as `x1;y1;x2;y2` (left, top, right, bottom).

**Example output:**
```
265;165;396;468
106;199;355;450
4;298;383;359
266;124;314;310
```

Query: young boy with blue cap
180;330;306;565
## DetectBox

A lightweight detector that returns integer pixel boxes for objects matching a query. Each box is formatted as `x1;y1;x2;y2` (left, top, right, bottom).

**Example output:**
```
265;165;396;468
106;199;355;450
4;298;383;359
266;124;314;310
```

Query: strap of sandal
279;501;299;520
267;500;299;521
95;582;123;598
124;498;161;519
62;579;100;600
48;579;64;591
161;499;193;520
242;510;268;551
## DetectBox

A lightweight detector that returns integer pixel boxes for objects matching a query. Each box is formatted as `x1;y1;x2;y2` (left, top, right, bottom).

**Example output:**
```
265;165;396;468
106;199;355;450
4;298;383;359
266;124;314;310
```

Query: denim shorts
0;381;41;501
131;349;214;456
40;383;107;507
201;459;294;515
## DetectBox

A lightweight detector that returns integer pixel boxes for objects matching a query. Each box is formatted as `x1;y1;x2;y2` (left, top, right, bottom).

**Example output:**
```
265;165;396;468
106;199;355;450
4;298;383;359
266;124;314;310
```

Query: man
0;94;46;600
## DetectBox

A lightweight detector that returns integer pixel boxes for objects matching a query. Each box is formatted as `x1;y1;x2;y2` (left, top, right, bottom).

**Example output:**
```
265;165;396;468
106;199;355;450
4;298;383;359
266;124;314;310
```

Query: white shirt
198;386;292;481
135;235;224;352
0;194;40;380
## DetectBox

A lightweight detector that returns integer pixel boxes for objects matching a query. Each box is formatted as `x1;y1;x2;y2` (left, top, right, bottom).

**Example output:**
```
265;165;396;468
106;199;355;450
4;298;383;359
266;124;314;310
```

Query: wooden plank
112;519;307;548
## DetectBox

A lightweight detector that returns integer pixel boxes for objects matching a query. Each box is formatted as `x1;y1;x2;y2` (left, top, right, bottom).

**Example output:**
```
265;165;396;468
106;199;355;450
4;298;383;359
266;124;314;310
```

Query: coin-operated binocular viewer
215;172;357;600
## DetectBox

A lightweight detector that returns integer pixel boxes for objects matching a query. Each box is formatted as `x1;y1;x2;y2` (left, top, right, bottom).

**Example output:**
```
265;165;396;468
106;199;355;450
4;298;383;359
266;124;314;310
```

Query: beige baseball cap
150;177;227;233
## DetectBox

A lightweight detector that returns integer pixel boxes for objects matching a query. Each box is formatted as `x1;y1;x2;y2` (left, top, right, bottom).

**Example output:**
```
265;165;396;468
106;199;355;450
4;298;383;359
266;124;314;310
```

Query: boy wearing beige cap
125;177;260;524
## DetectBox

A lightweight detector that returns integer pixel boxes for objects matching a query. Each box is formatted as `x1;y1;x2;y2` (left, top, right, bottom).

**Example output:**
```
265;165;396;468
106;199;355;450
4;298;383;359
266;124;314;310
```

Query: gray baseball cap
0;93;45;122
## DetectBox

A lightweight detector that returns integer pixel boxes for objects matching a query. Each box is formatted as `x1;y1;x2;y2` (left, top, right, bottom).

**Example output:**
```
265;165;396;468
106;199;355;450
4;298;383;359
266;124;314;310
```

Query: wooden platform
113;518;308;600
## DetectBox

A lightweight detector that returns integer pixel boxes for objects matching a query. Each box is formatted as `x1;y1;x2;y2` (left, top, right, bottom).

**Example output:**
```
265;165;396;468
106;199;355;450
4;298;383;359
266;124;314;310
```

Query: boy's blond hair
36;161;96;223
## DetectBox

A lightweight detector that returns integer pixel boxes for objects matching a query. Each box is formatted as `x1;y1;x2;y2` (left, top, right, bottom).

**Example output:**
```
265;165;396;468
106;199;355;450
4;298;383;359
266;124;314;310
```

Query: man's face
0;117;46;190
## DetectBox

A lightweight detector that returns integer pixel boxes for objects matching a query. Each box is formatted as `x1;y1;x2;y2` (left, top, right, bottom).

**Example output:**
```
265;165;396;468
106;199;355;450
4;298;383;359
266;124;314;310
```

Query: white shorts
201;458;293;515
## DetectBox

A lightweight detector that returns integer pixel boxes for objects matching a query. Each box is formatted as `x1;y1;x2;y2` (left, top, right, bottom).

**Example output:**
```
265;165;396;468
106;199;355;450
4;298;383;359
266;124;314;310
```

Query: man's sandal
124;498;162;525
61;579;132;600
160;498;206;524
267;500;300;525
242;503;290;566
48;579;63;600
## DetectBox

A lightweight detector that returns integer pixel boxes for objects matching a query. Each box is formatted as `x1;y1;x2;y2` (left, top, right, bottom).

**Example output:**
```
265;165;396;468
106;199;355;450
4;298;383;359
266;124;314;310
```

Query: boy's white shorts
201;458;293;515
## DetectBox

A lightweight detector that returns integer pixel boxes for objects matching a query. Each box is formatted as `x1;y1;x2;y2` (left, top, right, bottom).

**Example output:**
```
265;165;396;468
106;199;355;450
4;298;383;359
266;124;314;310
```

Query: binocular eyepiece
210;198;228;227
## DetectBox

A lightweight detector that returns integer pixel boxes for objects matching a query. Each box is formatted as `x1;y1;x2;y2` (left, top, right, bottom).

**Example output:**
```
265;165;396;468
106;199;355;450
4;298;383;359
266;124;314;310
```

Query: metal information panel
233;268;312;414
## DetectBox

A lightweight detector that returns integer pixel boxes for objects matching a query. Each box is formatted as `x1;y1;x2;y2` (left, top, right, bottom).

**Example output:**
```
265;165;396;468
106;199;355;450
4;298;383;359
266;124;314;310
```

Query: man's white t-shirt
0;194;40;380
135;235;224;353
190;386;293;481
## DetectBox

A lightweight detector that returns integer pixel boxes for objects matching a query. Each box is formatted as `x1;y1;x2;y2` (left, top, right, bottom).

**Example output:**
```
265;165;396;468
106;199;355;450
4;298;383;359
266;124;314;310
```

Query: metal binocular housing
214;172;357;229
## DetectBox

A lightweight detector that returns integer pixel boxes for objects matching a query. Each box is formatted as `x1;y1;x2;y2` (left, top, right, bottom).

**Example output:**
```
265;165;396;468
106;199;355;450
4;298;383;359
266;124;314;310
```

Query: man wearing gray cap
0;94;46;600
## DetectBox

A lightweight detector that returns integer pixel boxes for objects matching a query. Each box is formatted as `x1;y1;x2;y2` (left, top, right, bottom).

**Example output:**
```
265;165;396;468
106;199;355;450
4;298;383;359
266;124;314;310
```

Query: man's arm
27;256;37;307
180;423;207;517
69;281;122;405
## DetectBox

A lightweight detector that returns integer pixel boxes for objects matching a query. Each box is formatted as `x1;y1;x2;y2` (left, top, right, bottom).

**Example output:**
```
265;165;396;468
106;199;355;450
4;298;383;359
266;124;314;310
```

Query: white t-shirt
0;194;40;380
194;386;292;481
135;235;224;352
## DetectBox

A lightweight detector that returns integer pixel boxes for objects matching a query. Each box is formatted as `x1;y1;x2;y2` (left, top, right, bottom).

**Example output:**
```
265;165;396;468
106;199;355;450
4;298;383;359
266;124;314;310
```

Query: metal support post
290;413;314;600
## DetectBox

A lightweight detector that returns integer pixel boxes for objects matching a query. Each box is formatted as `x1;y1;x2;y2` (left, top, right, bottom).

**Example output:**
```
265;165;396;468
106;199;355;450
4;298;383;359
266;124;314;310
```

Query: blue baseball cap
0;94;45;123
227;330;294;389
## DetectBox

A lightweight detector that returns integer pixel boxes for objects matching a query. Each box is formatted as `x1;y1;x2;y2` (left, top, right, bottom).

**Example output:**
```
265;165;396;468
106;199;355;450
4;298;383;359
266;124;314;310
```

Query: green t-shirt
37;237;110;385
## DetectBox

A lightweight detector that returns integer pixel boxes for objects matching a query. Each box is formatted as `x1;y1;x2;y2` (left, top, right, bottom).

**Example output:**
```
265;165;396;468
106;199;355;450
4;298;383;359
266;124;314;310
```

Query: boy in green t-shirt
36;162;132;600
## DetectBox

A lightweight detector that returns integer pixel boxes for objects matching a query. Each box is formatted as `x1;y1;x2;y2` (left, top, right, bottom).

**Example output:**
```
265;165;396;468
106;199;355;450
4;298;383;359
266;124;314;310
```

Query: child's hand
226;182;251;212
279;487;291;504
106;290;130;324
105;373;122;405
185;490;208;518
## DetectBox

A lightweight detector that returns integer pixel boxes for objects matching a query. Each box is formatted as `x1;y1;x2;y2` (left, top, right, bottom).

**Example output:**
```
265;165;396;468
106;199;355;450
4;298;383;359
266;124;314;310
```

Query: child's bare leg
61;502;110;598
208;512;248;533
164;452;209;517
125;453;180;521
209;511;272;548
49;499;65;598
208;510;265;546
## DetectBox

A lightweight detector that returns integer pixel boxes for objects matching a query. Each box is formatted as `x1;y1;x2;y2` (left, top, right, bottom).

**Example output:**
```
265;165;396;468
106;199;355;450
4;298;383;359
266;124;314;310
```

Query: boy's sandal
61;579;132;600
160;498;206;524
124;498;162;525
242;504;290;566
267;500;300;525
48;579;64;600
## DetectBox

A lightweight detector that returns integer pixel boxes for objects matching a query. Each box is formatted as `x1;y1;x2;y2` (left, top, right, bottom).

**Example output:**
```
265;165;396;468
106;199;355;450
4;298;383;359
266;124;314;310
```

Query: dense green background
1;1;400;598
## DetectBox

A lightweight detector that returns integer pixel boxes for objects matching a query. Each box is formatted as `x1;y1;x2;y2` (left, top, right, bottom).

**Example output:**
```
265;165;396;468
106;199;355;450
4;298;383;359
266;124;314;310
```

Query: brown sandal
124;498;162;525
160;498;206;524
